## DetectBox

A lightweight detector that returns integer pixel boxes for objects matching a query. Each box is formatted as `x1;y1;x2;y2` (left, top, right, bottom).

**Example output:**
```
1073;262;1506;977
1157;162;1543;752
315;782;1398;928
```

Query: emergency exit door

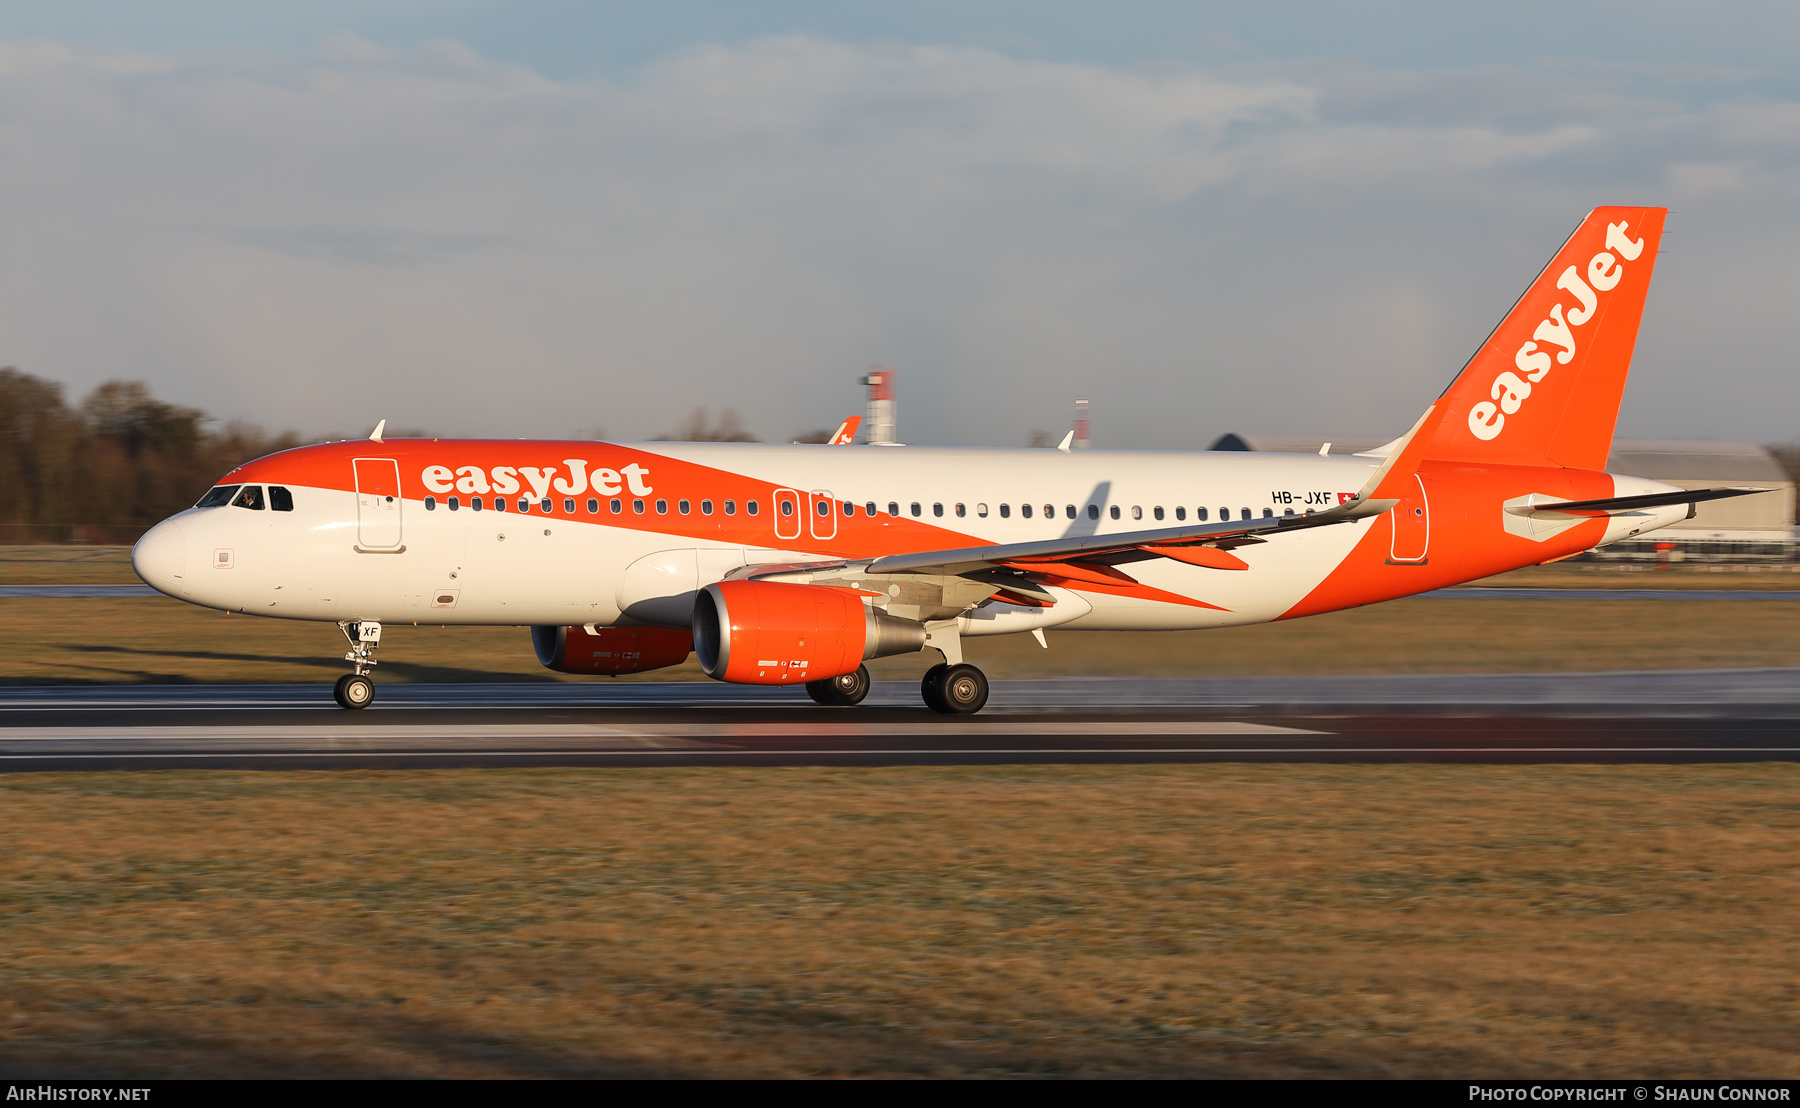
353;457;404;550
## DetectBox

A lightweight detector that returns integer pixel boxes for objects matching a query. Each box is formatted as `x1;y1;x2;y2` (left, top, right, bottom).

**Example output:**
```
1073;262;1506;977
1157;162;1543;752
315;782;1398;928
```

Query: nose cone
132;519;188;597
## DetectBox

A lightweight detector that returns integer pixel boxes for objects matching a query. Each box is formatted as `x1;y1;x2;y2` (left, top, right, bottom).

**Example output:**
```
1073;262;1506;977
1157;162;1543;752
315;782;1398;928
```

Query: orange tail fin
1413;206;1666;473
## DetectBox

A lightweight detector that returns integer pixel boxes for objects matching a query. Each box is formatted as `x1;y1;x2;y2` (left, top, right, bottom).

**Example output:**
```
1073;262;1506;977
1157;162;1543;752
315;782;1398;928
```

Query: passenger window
747;500;759;516
843;502;854;516
702;500;714;515
1109;506;1120;520
932;503;943;517
679;499;691;515
817;501;829;517
611;498;622;513
955;503;965;517
977;503;988;518
998;504;1010;518
1153;506;1164;521
472;497;483;511
1044;505;1053;519
780;500;794;517
269;486;294;512
1261;508;1272;518
1022;504;1033;519
541;498;553;513
424;495;437;511
448;496;461;511
866;502;877;516
911;502;921;517
494;497;506;513
1198;507;1209;521
519;499;530;513
564;497;576;513
1087;504;1099;520
655;499;667;514
633;498;645;514
587;498;598;514
1131;506;1142;520
888;502;899;516
232;486;265;511
195;484;241;508
1065;505;1075;519
1284;508;1295;517
724;499;736;515
1175;507;1186;521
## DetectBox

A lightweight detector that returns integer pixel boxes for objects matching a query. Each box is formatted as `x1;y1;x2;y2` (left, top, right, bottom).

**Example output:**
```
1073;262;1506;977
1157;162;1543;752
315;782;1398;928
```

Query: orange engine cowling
531;624;694;675
692;580;926;685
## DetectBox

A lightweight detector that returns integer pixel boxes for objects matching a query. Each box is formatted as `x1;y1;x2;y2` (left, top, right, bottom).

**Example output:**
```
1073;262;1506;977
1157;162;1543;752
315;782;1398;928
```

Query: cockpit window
195;485;240;508
269;486;294;512
232;486;265;511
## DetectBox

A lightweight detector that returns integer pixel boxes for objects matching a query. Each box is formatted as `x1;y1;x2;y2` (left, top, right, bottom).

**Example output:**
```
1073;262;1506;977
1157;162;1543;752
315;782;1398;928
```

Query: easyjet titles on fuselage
421;460;654;500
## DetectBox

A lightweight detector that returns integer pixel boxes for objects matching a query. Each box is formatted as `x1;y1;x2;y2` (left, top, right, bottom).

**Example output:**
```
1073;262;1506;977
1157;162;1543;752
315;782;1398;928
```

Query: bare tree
654;407;757;442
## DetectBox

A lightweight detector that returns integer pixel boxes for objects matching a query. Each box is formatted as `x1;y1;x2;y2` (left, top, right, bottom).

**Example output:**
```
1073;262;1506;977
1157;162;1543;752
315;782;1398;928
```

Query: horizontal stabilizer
1505;486;1770;517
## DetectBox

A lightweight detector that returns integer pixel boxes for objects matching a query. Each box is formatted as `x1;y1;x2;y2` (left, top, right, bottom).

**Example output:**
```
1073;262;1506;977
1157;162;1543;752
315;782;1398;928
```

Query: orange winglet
999;559;1138;587
828;416;862;445
1141;544;1249;571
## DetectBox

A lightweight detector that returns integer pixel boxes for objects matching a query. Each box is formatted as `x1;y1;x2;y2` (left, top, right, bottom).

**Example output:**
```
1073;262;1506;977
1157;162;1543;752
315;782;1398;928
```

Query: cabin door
353;457;404;550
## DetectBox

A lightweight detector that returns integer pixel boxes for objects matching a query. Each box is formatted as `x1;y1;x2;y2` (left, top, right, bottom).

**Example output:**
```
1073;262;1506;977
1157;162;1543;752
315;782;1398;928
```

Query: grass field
2;764;1796;1078
1;593;1796;684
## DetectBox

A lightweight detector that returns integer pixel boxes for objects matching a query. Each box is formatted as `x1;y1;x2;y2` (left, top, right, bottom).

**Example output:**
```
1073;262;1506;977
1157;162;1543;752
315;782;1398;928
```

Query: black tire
339;674;375;710
332;674;351;708
807;665;871;706
936;664;989;715
920;663;950;713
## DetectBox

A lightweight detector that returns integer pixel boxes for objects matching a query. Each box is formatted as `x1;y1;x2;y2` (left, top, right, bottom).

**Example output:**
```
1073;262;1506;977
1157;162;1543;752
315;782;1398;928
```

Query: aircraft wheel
920;663;950;713
934;664;989;715
806;665;871;706
336;674;375;710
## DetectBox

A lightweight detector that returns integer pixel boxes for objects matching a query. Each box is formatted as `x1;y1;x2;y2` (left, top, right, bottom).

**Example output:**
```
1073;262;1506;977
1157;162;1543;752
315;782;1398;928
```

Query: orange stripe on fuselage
224;439;989;560
1280;461;1613;619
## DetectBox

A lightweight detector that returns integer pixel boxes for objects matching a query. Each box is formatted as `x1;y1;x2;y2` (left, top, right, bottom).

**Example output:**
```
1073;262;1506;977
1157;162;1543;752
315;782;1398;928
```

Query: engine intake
692;580;926;685
531;624;694;675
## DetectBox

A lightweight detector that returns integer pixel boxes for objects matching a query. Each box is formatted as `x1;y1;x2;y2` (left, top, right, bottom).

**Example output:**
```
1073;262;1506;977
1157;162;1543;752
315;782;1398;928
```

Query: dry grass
0;546;138;585
1;765;1797;1078
2;594;1798;685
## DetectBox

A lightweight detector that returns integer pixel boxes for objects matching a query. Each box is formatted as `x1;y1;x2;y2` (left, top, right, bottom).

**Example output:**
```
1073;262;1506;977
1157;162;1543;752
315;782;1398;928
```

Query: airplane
827;416;861;445
130;206;1764;713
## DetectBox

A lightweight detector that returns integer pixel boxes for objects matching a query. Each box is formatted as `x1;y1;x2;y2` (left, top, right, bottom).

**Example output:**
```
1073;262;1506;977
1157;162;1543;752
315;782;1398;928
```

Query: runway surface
2;675;1796;769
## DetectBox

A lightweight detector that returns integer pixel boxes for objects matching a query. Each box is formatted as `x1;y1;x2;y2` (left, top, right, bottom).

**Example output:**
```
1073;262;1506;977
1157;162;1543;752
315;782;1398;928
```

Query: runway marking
0;720;1321;754
0;746;1797;762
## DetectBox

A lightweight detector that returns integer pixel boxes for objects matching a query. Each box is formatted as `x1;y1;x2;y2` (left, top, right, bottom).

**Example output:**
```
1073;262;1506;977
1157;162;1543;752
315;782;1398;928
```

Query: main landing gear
806;665;871;706
921;663;989;715
333;620;382;710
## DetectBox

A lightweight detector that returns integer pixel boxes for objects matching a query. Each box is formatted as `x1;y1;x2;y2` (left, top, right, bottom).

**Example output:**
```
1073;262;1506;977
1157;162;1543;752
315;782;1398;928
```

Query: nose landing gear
334;620;382;709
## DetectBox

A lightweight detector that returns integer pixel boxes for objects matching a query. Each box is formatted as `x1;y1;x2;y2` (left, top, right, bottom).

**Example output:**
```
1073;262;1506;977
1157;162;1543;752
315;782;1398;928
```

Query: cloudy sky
1;2;1796;446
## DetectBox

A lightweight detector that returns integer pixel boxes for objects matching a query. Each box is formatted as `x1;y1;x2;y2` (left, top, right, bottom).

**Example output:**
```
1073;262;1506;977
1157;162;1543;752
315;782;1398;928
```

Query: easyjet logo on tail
1467;221;1645;442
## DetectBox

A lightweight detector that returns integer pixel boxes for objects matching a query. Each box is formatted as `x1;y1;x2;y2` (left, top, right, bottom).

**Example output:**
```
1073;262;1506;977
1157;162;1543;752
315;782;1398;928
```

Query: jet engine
692;580;926;684
531;624;694;675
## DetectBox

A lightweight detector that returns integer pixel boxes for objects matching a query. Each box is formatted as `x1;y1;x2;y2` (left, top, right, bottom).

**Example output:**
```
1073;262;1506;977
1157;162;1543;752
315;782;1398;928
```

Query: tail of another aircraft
1371;207;1666;493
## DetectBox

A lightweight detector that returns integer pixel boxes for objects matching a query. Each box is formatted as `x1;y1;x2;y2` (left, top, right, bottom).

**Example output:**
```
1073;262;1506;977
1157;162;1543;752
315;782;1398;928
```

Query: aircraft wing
863;494;1396;576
